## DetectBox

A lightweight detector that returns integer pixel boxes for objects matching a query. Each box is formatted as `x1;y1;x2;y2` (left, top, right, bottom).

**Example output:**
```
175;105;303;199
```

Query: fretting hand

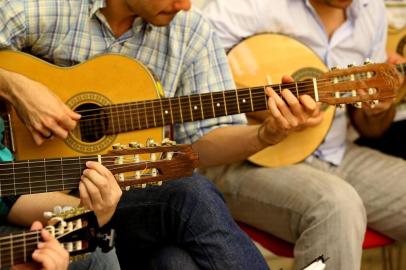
79;161;122;227
258;75;323;145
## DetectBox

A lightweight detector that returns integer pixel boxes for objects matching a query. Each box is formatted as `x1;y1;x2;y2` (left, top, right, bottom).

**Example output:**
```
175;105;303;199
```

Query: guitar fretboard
96;81;319;136
0;156;98;196
0;230;41;268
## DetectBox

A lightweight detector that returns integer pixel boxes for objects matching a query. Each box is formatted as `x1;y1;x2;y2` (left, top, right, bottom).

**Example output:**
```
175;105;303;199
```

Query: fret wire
177;96;184;123
135;102;141;130
168;98;174;124
159;98;165;125
151;101;157;127
199;94;204;119
249;88;254;112
109;106;116;134
187;95;194;121
235;89;241;113
116;105;122;132
143;101;148;128
210;92;216;117
128;103;135;131
400;63;405;75
222;91;228;115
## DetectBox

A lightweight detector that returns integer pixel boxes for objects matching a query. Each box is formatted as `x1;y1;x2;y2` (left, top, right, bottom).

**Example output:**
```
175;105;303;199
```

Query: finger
81;176;103;207
306;112;324;127
58;113;78;131
30;221;43;231
83;168;112;200
271;89;298;127
66;106;82;121
32;248;58;270
86;161;112;178
281;75;294;84
31;130;45;145
299;95;317;113
268;95;290;129
281;89;304;119
79;181;94;210
43;119;68;139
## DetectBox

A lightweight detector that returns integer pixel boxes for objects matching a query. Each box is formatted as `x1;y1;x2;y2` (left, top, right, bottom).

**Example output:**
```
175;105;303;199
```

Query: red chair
238;222;399;269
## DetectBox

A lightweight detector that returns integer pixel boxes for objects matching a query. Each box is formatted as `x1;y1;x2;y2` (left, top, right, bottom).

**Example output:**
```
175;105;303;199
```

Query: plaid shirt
0;0;247;144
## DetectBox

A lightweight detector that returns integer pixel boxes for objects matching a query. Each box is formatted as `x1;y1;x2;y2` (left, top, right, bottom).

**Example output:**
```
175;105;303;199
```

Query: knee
167;173;225;206
148;246;200;270
302;180;367;233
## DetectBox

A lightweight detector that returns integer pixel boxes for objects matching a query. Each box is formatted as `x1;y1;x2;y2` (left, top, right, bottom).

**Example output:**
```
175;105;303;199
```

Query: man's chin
148;14;176;26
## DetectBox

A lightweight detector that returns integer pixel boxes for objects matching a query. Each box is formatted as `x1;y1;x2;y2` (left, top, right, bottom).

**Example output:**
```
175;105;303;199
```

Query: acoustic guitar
0;207;114;269
0;50;401;164
227;33;405;167
0;139;198;197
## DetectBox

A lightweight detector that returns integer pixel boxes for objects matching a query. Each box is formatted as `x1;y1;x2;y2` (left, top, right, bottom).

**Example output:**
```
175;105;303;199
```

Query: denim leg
112;173;269;270
68;248;121;270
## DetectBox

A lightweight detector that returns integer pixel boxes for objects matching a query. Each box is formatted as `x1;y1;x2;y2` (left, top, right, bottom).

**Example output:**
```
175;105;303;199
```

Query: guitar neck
102;80;318;134
0;230;42;268
0;156;99;196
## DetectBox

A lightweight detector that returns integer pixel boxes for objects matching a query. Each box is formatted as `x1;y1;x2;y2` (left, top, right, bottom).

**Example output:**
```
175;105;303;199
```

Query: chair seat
238;222;395;258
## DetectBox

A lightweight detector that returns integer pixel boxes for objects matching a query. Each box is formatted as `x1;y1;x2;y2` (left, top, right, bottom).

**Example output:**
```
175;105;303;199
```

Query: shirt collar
88;0;107;18
304;0;369;20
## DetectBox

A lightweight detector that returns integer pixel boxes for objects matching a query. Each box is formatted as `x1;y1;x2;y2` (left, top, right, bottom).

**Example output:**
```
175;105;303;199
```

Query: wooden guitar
387;25;406;102
227;33;405;167
0;140;198;197
0;207;114;269
0;50;401;164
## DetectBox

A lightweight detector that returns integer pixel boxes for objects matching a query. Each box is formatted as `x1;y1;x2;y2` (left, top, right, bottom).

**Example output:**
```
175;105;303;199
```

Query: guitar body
387;26;406;102
227;34;335;167
0;51;163;160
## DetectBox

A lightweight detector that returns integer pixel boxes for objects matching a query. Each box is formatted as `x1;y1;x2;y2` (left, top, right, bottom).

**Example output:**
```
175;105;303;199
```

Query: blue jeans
112;173;269;270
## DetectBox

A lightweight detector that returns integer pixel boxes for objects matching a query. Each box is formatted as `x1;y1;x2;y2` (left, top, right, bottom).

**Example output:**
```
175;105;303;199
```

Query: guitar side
0;51;164;160
227;34;335;167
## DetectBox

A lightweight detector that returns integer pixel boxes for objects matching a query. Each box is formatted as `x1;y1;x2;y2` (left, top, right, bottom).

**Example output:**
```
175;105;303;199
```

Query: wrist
257;124;274;146
0;69;16;102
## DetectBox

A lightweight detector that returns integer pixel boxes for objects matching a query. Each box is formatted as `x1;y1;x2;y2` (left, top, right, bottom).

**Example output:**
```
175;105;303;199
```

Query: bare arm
7;193;80;226
0;68;80;145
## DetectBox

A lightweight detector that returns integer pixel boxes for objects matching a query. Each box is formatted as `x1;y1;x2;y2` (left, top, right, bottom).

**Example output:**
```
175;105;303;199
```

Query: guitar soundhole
75;103;108;143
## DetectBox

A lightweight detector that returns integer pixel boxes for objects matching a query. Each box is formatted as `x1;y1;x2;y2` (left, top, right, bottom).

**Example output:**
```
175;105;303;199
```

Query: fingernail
38;242;44;248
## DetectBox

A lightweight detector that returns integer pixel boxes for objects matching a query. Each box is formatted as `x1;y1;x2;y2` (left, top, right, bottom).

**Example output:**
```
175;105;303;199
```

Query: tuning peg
369;100;379;108
112;143;122;150
162;138;176;146
330;66;338;71
353;102;363;109
129;142;142;148
146;138;157;147
364;58;373;65
347;63;354;68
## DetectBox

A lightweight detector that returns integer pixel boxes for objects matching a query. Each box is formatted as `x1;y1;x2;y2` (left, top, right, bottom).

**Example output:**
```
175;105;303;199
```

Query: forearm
349;105;396;138
192;125;267;168
0;68;14;101
7;192;80;226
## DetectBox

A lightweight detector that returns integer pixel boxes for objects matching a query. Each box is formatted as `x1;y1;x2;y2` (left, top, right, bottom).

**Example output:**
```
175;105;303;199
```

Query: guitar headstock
46;207;114;260
103;138;199;189
317;62;403;107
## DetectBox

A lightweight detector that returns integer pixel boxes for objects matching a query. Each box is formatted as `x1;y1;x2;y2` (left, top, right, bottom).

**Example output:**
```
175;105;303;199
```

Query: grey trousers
203;142;406;270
